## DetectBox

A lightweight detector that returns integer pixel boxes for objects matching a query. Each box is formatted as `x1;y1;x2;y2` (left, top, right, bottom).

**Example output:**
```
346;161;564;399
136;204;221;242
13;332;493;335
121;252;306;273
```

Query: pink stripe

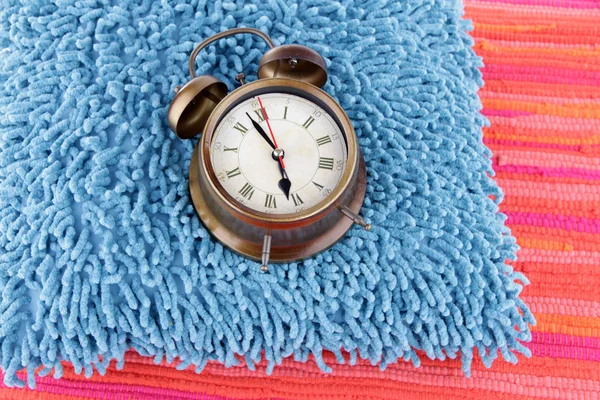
487;115;600;132
505;211;600;233
530;333;600;361
477;0;600;9
496;178;600;200
469;0;600;18
482;64;600;87
494;164;600;180
481;91;600;105
517;248;600;264
493;149;600;169
533;332;599;349
523;296;600;317
476;38;600;50
485;138;586;151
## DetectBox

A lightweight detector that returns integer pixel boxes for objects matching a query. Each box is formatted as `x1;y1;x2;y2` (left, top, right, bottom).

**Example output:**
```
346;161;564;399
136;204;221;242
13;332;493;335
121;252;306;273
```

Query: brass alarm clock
168;28;369;271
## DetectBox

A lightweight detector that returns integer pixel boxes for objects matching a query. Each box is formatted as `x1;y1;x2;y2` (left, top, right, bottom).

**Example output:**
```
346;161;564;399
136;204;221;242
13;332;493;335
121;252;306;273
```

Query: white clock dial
210;92;347;214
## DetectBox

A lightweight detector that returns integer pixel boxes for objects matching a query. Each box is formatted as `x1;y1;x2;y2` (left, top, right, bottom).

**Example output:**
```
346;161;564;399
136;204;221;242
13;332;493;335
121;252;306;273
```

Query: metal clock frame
189;78;368;265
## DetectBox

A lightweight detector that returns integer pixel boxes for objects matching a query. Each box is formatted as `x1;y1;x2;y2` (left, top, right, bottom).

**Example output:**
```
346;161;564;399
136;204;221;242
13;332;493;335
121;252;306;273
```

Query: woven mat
1;0;598;398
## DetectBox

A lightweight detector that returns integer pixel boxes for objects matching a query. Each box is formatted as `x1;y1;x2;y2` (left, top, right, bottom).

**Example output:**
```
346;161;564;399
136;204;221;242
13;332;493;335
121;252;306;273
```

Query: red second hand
257;96;286;169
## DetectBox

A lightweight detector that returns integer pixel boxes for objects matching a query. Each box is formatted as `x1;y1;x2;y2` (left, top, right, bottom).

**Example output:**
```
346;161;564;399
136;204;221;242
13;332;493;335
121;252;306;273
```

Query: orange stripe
534;314;600;337
474;40;600;58
515;232;596;252
0;391;94;400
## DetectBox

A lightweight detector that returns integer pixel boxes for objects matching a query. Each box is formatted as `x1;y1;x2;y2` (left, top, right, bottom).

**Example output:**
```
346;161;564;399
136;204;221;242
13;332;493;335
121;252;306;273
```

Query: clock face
209;92;348;214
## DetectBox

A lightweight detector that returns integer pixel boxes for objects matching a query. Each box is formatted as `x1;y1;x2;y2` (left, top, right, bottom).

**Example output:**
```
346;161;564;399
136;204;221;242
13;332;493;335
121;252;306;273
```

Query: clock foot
339;205;371;231
260;230;272;272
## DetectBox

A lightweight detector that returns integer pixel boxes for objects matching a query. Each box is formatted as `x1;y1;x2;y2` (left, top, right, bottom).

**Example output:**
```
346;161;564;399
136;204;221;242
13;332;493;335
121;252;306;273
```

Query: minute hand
246;112;275;150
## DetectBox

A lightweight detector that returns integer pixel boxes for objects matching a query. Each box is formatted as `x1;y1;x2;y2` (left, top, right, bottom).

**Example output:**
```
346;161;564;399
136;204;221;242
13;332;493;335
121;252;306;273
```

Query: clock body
189;77;367;262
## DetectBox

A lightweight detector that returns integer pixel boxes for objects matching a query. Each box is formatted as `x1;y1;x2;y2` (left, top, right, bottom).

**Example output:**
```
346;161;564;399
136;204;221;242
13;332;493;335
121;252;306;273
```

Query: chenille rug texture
0;0;535;390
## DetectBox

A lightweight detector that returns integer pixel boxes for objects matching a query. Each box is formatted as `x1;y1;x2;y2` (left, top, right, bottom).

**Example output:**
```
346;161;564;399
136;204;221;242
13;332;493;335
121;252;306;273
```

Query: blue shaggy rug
0;0;534;389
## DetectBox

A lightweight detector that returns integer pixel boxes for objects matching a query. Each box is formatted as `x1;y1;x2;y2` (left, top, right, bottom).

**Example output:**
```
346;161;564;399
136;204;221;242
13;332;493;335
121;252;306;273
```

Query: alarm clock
168;28;369;272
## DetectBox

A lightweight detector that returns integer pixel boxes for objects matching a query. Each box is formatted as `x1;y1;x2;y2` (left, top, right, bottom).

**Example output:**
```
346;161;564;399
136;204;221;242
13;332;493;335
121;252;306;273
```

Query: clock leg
260;230;272;272
339;205;371;231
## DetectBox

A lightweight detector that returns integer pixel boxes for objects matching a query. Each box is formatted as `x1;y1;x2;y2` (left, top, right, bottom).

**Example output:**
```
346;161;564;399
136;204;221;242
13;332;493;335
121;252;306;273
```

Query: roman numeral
312;181;324;191
291;193;304;207
318;157;334;170
233;122;248;135
254;108;267;121
283;106;288;120
316;136;331;146
302;116;315;129
238;182;255;200
226;167;241;178
264;194;277;208
224;147;238;153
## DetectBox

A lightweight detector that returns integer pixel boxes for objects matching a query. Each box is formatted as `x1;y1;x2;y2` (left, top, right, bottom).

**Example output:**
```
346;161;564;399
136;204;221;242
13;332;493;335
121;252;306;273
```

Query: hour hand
246;112;275;150
277;162;292;200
